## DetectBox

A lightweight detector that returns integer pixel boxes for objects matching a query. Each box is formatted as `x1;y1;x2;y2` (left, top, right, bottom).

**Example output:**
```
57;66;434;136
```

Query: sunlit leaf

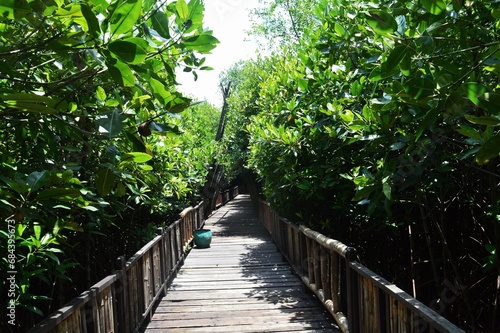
0;0;31;20
108;61;135;87
1;93;58;114
183;33;219;53
464;82;486;106
365;10;397;35
421;0;447;15
109;0;142;36
122;152;153;163
33;223;41;240
152;11;170;38
108;40;147;64
176;0;189;21
186;0;204;33
150;78;173;104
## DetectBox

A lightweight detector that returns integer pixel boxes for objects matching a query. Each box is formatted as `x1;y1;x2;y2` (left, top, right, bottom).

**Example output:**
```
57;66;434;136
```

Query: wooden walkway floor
144;195;339;333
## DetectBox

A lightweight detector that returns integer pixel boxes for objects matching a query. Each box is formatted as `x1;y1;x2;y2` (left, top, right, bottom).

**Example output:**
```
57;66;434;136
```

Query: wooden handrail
27;187;238;333
257;199;465;333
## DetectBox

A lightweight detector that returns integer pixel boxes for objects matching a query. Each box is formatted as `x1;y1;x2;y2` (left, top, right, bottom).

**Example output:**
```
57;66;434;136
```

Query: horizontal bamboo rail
257;200;465;333
27;187;238;333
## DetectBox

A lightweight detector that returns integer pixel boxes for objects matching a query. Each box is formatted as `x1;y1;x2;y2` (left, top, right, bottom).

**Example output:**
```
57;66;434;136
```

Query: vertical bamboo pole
114;256;130;333
331;252;340;312
346;247;360;333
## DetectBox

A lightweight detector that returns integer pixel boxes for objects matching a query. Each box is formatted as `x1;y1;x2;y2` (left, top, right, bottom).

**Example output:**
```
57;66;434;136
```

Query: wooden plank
144;195;339;333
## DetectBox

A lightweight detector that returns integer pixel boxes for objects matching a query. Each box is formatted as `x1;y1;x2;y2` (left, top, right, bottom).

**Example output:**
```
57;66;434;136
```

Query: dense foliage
220;0;500;331
0;0;220;330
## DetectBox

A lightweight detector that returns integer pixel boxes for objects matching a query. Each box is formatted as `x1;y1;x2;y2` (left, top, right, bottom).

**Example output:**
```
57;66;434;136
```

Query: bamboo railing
257;200;465;333
27;188;238;333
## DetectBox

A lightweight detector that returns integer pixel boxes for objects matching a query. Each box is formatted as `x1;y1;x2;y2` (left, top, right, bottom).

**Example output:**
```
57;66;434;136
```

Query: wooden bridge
144;195;337;332
28;190;465;333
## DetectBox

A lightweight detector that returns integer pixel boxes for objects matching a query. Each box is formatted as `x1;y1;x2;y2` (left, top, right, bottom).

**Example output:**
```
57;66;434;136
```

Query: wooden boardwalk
144;195;340;332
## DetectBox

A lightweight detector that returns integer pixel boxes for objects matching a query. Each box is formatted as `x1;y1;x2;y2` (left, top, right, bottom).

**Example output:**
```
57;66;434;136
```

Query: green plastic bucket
193;229;212;248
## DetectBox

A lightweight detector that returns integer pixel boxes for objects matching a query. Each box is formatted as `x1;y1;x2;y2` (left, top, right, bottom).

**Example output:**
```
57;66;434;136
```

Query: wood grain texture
144;195;339;333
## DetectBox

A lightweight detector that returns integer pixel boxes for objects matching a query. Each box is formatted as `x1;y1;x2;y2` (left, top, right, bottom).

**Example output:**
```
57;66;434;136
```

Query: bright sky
176;1;261;108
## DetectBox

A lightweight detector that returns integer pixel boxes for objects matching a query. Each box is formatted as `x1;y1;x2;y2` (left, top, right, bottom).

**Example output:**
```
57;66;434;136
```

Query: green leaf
386;44;407;71
464;82;486;106
476;135;500;165
1;93;58;114
96;86;106;101
149;121;183;134
493;8;500;20
457;125;482;141
353;185;377;201
122;152;153;163
95;168;115;197
421;0;447;15
115;182;127;197
36;188;82;200
96;110;127;138
109;0;142;37
186;0;204;33
183;33;219;53
340;110;355;123
140;164;153;171
382;177;392;200
369;65;399;81
152;11;170;38
176;0;189;21
17;224;27;237
478;92;500;115
334;22;345;37
108;40;147;64
33;223;41;240
125;131;151;154
0;0;30;20
55;4;89;31
150;78;173;104
297;78;308;92
465;114;500;126
107;61;135;87
0;0;15;19
168;97;191;113
365;10;397;35
27;171;50;192
485;243;496;254
416;108;439;141
81;4;100;37
0;175;29;194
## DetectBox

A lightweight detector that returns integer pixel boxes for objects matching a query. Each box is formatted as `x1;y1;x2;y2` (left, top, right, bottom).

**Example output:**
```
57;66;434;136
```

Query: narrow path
144;195;339;332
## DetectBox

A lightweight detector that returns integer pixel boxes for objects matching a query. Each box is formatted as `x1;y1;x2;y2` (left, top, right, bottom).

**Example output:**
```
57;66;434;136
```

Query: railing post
156;228;167;295
346;247;360;333
115;256;130;333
